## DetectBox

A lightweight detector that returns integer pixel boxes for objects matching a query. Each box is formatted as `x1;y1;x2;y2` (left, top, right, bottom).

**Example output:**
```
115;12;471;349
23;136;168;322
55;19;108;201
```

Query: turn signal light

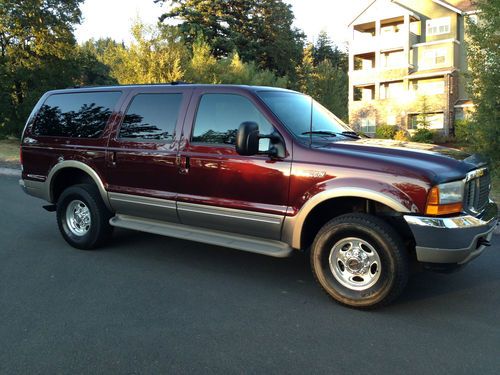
425;186;463;215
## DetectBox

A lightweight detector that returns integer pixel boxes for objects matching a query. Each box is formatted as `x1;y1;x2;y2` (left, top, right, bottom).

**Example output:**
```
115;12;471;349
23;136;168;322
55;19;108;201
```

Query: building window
426;17;451;36
380;81;404;100
360;117;376;134
409;112;444;129
411;78;445;95
423;48;447;66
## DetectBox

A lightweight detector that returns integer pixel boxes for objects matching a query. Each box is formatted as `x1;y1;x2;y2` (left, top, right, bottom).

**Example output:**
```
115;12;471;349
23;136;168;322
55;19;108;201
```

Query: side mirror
236;121;260;156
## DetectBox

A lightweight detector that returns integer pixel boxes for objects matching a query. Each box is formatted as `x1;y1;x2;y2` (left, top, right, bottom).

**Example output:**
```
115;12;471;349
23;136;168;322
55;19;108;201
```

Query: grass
0;138;20;163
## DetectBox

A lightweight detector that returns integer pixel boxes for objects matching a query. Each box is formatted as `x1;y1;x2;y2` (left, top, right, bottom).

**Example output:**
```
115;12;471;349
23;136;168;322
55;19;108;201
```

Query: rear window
32;91;122;138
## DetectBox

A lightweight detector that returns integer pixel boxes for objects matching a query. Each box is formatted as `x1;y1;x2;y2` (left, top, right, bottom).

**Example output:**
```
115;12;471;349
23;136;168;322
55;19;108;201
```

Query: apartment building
348;0;477;136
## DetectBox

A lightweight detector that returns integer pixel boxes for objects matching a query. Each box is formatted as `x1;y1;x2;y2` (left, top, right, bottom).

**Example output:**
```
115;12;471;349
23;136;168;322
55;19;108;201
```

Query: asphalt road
1;174;499;374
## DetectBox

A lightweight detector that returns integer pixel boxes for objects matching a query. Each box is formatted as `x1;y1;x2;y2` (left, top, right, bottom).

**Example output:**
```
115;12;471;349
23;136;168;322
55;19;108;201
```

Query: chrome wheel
65;200;91;236
329;237;381;291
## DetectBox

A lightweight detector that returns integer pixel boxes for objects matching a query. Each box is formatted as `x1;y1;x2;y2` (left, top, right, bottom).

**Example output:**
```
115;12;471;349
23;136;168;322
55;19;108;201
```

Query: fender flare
46;160;111;210
282;187;416;250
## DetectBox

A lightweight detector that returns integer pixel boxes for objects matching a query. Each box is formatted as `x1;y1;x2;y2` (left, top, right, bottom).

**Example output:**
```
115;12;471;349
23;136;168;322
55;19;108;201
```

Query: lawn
0;139;20;163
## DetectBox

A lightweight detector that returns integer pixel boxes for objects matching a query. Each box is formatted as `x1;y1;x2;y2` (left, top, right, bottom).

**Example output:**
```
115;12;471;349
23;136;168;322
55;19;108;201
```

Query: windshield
257;91;353;140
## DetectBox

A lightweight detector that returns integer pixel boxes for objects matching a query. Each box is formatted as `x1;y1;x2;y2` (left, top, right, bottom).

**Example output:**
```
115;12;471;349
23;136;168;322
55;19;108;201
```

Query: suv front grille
464;169;491;214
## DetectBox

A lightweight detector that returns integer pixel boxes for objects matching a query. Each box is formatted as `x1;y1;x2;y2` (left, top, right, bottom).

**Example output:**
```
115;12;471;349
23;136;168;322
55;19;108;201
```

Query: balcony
349;69;377;85
351;32;420;54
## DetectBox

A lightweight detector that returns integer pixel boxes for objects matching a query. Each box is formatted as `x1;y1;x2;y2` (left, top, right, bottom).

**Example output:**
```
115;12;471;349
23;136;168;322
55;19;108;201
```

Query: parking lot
1;174;499;374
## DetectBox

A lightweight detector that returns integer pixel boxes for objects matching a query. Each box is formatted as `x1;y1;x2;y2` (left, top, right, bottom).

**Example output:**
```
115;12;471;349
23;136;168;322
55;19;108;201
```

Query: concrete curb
0;167;21;177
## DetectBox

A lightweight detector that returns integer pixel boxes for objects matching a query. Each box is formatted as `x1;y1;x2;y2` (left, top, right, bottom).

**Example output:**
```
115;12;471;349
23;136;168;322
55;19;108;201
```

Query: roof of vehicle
46;83;298;95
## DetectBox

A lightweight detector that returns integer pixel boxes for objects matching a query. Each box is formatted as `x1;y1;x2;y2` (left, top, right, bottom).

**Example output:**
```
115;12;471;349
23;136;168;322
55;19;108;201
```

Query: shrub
394;129;409;141
411;128;434;143
375;124;398;139
454;119;473;145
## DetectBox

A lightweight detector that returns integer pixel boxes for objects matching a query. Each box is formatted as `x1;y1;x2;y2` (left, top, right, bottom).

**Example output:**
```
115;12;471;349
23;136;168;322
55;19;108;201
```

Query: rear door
106;86;193;222
175;87;292;240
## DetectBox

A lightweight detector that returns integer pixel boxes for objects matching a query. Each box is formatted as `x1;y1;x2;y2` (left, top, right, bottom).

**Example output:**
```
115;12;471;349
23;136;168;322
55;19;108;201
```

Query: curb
0;167;21;177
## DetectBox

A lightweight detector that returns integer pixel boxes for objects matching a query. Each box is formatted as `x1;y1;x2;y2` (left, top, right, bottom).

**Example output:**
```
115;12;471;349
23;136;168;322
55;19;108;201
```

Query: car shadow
104;228;500;312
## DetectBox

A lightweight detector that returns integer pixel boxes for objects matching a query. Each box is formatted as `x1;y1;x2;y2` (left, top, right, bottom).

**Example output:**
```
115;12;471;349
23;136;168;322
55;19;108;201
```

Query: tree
296;43;316;96
156;0;305;76
313;30;348;71
465;0;499;169
83;23;188;85
0;0;86;135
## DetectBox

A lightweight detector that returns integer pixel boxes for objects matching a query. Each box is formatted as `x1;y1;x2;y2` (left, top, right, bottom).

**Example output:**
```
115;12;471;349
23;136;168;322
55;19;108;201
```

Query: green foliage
313;30;348;71
1;0;350;136
414;96;432;129
295;39;348;121
411;128;434;143
394;129;409;141
453;119;473;145
156;0;305;77
375;125;398;139
0;0;115;136
465;0;500;171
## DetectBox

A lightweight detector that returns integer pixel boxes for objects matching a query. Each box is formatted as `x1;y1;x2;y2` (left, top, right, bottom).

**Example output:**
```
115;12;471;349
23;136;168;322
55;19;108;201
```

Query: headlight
425;181;464;215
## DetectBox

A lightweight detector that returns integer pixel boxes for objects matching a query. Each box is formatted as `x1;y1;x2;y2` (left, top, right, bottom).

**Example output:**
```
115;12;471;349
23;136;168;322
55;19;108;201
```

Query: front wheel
56;184;113;250
310;213;409;309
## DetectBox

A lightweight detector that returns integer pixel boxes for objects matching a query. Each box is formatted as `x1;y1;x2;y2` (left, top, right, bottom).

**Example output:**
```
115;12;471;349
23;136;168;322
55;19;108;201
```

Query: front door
106;87;193;222
176;88;292;240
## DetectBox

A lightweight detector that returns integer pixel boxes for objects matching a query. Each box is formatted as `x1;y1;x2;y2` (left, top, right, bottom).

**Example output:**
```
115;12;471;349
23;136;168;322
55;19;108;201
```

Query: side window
119;93;182;141
191;94;273;148
33;91;121;138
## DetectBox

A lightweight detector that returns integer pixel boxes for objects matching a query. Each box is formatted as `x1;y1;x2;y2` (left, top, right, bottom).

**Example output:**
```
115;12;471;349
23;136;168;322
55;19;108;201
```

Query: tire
310;213;409;309
56;184;113;250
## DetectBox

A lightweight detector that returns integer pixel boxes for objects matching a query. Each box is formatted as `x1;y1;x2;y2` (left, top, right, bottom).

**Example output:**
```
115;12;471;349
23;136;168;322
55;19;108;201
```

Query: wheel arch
282;188;416;251
46;161;111;210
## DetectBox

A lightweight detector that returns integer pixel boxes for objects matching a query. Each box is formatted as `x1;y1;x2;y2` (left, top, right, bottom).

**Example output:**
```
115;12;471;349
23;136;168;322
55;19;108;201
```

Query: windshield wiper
301;130;337;137
301;130;361;139
339;131;361;139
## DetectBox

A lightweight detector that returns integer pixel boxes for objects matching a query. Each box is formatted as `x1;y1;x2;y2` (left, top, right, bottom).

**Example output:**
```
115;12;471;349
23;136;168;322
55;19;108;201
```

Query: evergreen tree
465;0;499;169
156;0;304;76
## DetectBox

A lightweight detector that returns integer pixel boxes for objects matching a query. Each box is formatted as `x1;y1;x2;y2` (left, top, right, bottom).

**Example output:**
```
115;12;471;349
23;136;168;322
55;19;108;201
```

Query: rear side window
192;94;273;145
33;91;121;138
119;93;183;141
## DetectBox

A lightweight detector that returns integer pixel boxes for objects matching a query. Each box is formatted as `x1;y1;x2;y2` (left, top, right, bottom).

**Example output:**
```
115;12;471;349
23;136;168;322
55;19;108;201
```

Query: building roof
432;0;477;14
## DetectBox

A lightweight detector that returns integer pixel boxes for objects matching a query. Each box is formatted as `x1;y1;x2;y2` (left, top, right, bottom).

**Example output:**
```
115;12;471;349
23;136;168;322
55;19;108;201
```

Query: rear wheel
310;213;409;309
56;184;113;250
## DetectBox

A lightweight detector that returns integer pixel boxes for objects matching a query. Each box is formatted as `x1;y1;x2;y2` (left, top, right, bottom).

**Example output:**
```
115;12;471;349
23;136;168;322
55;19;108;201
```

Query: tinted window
33;92;121;138
192;94;273;145
258;91;350;139
119;93;182;141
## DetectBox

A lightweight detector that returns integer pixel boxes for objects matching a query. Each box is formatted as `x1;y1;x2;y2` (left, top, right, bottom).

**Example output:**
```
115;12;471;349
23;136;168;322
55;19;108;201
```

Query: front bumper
404;202;498;264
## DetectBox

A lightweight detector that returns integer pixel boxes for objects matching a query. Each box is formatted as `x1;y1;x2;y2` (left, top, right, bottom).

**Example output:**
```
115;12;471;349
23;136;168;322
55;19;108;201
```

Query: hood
314;138;487;184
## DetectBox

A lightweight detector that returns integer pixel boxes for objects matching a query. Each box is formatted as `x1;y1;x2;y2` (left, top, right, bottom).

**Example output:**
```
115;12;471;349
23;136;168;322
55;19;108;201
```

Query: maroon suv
20;84;498;308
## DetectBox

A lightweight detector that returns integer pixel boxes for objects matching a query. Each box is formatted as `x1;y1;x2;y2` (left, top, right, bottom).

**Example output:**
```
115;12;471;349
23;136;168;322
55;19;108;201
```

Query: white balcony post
404;14;410;66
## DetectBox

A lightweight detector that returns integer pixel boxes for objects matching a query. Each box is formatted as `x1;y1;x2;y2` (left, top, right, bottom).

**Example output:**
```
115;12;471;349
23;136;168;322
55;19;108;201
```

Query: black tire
310;213;409;309
56;184;113;250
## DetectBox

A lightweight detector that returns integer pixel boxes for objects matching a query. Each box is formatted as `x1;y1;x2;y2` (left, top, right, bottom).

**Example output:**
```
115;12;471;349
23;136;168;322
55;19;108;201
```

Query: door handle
110;151;117;167
178;155;190;175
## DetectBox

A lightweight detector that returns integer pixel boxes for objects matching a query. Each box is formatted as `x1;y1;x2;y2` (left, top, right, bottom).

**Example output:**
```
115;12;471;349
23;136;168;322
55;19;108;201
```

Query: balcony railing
351;32;419;53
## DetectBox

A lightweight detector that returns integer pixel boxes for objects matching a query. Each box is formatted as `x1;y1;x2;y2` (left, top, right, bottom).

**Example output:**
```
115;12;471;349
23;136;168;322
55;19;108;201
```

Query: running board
109;215;294;258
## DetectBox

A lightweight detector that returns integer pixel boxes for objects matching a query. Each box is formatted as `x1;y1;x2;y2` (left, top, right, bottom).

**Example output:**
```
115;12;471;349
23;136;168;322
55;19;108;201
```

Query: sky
74;0;368;48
